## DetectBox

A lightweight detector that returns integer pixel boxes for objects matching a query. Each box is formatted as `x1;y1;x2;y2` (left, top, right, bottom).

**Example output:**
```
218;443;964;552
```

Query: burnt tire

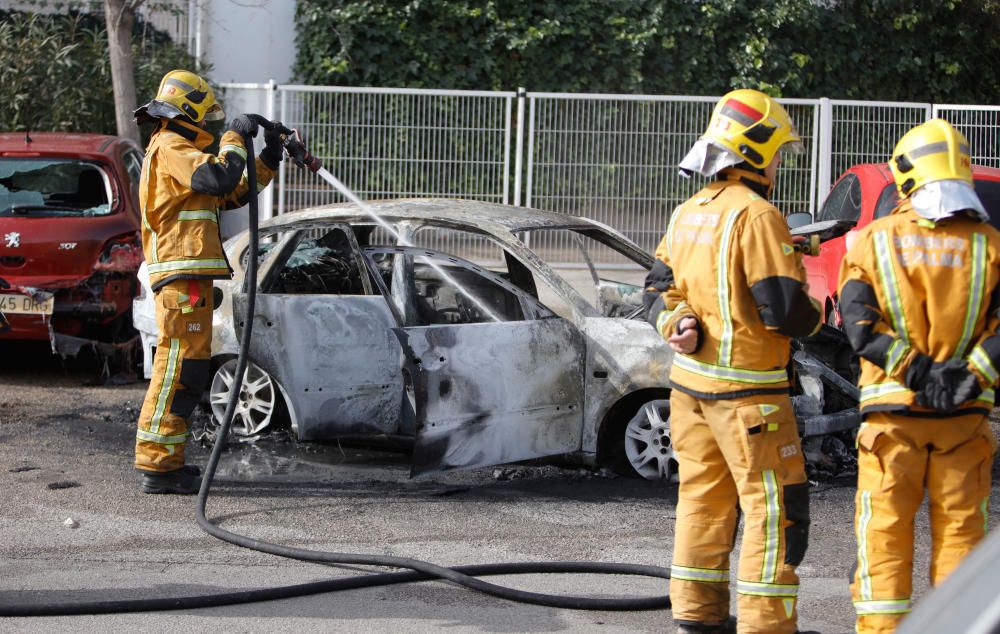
207;356;289;437
606;398;677;481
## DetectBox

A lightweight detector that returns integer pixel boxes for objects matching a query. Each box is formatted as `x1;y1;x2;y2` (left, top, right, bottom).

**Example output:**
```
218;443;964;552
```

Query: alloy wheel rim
209;359;276;436
624;399;676;481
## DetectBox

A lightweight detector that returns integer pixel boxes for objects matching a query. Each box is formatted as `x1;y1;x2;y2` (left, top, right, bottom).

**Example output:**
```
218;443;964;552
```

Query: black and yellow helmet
890;118;973;197
134;70;224;124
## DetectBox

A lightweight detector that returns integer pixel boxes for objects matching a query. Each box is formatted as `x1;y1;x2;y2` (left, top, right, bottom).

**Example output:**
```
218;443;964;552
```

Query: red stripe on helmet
725;98;764;123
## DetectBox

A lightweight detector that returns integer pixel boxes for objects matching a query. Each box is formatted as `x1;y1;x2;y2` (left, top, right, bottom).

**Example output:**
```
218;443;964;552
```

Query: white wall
197;0;297;84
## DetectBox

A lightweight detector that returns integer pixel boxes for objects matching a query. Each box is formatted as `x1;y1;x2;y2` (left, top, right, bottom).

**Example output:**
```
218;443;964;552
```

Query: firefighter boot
139;466;203;494
676;616;737;633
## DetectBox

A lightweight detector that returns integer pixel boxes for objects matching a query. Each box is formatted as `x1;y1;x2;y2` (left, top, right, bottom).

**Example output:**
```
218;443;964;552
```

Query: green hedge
0;9;201;134
295;0;1000;103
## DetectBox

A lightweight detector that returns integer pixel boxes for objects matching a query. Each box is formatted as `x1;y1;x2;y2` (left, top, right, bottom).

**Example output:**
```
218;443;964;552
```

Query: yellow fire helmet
700;89;803;169
890;118;986;221
890;118;973;196
134;70;224;124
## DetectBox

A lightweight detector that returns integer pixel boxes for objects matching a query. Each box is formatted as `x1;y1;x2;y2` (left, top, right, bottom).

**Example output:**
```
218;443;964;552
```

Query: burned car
0;132;144;356
135;198;859;479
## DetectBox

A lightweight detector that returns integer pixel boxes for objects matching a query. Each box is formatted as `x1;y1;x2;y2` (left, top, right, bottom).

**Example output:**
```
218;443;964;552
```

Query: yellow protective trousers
135;278;213;472
669;390;809;634
852;412;995;634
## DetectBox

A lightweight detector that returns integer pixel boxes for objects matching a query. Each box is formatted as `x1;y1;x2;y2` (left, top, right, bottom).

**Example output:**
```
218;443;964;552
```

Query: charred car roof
260;198;611;233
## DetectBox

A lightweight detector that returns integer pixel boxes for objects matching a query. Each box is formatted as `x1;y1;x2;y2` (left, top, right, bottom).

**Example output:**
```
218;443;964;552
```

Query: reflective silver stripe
979;388;995;404
178;210;218;223
717;208;744;366
761;470;780;583
220;144;247;160
148;259;229;274
673;354;788;384
140;156;158;263
136;428;188;445
884;340;909;376
857;490;874;600
670;564;729;583
874;231;909;345
665;205;683;260
656;302;687;337
970;345;999;383
907;140;950;159
149;338;180;435
736;579;799;597
860;382;909;403
854;599;911;615
656;310;671;336
955;233;987;359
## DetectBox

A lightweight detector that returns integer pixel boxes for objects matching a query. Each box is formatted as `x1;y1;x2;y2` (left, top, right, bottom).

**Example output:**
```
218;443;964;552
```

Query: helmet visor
203;104;226;122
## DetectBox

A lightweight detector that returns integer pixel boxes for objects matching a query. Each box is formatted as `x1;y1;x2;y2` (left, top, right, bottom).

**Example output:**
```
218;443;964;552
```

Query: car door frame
231;222;405;439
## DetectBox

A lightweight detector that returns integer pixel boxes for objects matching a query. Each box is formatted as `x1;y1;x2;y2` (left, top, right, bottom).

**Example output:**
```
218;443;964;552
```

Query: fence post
525;92;536;210
513;87;526;207
816;97;834;212
261;80;277;221
277;87;287;216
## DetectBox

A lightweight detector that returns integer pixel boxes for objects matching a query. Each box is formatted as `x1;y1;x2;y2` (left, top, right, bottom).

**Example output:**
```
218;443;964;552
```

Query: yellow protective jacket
650;168;821;398
139;118;277;291
838;200;1000;418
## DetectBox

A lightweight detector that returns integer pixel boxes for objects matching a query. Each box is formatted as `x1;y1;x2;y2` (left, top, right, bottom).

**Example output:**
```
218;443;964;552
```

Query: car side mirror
786;212;813;230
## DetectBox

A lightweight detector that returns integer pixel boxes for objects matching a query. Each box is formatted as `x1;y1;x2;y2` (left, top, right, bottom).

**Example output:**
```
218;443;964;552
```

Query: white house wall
197;0;296;84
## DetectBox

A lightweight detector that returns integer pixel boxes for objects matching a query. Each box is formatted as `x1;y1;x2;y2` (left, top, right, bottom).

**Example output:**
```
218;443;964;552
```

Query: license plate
0;293;54;315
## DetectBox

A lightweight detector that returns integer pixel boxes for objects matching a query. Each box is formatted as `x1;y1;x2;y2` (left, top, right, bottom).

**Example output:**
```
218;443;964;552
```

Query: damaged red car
0;132;144;354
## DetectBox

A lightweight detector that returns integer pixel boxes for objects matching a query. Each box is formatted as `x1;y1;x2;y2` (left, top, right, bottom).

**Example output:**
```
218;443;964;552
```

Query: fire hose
0;119;671;616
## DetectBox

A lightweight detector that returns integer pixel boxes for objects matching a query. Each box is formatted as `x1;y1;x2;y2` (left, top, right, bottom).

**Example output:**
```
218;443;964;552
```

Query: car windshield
0;158;111;217
518;226;650;317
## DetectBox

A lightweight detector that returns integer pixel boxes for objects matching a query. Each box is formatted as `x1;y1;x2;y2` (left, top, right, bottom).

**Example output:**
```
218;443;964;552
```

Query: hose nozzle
283;129;323;173
245;114;322;173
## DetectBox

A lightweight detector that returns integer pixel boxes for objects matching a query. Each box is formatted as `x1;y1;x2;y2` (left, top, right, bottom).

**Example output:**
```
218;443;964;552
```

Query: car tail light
94;232;143;272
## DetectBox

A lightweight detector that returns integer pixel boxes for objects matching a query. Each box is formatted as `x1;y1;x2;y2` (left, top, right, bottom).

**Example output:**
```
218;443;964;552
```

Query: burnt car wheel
623;399;677;481
209;357;288;437
605;398;677;481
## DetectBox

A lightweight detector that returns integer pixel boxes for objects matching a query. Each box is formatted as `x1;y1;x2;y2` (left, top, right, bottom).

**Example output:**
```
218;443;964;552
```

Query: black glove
913;358;982;413
904;353;935;390
259;122;285;170
949;366;983;407
227;115;259;145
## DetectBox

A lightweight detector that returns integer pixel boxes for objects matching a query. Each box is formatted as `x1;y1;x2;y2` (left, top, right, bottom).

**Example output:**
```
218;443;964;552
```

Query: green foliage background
0;9;201;134
295;0;1000;103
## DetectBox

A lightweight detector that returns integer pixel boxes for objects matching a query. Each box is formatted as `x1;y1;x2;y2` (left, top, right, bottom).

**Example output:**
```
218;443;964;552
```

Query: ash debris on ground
804;433;858;484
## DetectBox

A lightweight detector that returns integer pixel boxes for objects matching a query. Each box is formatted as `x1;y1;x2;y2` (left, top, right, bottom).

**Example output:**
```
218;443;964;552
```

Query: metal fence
219;83;1000;263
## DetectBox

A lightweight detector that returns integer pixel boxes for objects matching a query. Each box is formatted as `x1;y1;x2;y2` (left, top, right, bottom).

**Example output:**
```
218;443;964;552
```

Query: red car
0;132;144;352
804;163;1000;325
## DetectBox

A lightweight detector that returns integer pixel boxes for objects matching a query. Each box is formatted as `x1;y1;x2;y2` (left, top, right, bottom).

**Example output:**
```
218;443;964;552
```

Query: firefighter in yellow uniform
132;70;283;494
648;89;821;634
838;119;999;633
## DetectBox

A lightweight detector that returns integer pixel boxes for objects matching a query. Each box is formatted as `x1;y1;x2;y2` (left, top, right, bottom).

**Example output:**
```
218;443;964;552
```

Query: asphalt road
1;341;999;634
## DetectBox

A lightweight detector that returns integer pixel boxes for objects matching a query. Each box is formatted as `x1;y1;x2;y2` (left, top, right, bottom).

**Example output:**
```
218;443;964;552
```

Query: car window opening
0;158;111;217
267;227;368;295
